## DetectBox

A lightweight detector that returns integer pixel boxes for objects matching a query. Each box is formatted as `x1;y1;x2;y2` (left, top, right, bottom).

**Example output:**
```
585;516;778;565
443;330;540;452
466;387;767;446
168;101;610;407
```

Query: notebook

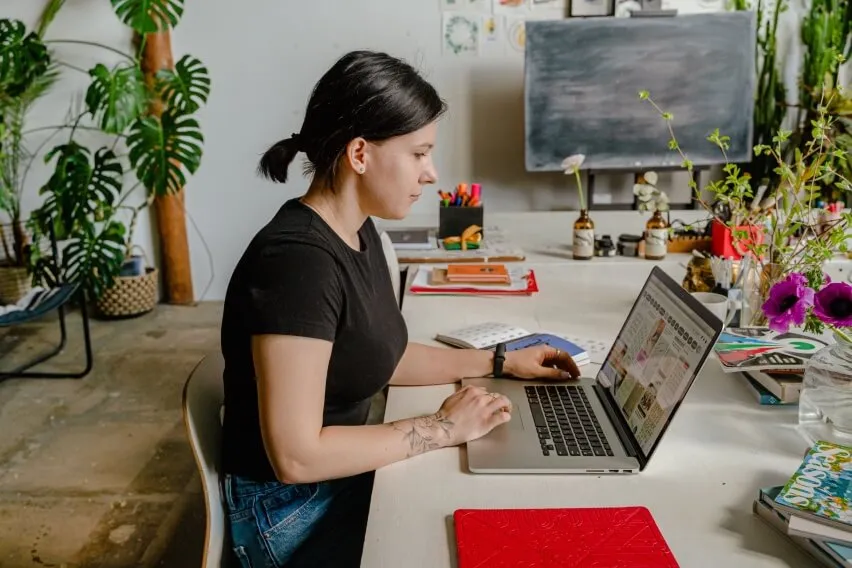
409;265;538;296
453;506;680;568
434;322;590;366
713;327;830;373
446;263;511;284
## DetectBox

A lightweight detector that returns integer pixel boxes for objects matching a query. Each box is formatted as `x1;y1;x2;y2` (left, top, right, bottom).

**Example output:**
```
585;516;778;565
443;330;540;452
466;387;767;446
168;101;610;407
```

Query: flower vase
798;333;852;446
739;262;784;327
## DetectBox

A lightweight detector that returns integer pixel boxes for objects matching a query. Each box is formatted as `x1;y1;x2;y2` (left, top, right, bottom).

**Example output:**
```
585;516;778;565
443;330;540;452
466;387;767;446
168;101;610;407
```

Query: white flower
633;183;655;199
561;154;586;174
643;171;658;186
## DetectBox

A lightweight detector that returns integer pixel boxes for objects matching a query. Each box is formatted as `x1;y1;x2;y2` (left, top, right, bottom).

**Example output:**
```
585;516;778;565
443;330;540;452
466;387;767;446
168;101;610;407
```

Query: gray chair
182;353;234;568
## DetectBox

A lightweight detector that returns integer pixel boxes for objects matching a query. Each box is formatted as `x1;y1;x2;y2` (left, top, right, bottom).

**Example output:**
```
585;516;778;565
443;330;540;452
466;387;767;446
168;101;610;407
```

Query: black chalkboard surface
524;12;756;172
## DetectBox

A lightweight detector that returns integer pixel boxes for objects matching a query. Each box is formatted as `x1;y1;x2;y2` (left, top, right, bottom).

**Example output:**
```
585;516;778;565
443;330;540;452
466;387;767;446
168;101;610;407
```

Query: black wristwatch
492;342;506;378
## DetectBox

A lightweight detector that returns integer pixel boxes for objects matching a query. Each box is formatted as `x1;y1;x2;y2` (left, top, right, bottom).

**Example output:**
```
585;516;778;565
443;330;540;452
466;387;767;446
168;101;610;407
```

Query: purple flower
762;273;815;333
814;282;852;327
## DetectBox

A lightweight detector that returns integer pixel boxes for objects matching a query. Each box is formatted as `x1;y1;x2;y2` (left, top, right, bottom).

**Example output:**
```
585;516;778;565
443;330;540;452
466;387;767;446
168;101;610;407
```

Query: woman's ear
346;137;368;174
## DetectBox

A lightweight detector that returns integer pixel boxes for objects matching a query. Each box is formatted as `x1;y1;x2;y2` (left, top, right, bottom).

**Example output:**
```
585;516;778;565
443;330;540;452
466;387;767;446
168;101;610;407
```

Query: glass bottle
644;210;668;261
572;210;594;261
798;333;852;446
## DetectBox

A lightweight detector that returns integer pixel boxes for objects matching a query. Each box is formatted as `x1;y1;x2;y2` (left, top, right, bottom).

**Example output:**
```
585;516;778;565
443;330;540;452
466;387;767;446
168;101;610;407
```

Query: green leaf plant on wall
3;0;211;301
730;0;852;206
0;17;59;270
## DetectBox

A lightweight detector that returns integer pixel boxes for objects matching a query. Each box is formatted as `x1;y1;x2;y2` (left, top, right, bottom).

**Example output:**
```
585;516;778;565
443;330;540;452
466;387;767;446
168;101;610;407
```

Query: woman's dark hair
258;50;447;185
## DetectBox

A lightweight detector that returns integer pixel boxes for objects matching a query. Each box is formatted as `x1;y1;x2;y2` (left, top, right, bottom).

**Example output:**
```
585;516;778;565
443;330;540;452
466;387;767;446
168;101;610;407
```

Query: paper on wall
492;0;530;15
442;12;480;56
529;0;568;10
440;0;492;13
505;15;527;52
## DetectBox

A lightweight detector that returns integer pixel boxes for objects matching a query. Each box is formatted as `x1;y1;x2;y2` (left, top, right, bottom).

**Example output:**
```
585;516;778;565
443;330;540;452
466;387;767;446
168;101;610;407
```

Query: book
773;441;852;534
713;327;831;373
740;373;795;406
752;496;844;567
446;263;510;284
454;506;680;568
434;322;590;366
744;370;803;403
409;265;538;296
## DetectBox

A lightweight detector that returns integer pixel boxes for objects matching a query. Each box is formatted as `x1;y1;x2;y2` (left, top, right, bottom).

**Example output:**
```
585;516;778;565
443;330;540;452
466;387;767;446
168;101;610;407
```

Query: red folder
454;506;680;568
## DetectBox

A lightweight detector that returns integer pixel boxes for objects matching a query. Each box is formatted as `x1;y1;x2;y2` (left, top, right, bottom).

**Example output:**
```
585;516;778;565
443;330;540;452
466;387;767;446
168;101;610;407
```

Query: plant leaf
155;55;210;114
109;0;184;33
0;19;51;98
85;63;147;134
61;220;126;299
37;143;124;239
128;110;203;196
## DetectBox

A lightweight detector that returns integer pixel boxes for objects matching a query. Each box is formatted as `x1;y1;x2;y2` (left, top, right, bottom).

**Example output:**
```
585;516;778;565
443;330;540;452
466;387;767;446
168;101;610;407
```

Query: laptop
462;266;723;474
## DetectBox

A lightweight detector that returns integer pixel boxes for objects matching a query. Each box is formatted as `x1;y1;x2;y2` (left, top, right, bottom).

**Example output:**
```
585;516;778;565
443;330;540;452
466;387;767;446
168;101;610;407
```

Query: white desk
361;260;823;568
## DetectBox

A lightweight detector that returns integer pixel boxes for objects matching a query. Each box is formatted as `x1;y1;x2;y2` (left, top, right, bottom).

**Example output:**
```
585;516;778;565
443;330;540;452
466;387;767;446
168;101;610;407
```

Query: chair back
379;230;401;306
182;353;231;568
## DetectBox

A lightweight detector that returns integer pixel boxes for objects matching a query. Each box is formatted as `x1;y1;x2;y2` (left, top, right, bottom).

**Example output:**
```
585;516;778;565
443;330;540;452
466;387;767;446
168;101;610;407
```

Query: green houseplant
0;19;59;302
12;0;210;312
639;83;851;326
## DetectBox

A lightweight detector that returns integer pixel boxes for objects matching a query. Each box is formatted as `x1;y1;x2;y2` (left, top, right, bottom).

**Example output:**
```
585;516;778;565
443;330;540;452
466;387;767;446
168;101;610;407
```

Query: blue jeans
223;471;374;568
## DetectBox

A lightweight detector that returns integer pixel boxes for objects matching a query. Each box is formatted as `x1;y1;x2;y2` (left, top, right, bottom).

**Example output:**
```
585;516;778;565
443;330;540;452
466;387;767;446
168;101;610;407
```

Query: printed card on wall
492;0;530;15
443;13;480;56
440;0;492;13
479;14;505;56
505;15;527;53
530;0;568;10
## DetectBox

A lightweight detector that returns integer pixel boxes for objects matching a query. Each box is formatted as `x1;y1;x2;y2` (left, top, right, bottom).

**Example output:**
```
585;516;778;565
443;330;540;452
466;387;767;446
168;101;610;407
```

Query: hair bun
257;138;300;183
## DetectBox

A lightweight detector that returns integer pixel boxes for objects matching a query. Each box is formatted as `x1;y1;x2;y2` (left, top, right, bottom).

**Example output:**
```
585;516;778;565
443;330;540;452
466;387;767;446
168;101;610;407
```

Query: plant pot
711;220;764;259
0;265;32;305
95;267;159;319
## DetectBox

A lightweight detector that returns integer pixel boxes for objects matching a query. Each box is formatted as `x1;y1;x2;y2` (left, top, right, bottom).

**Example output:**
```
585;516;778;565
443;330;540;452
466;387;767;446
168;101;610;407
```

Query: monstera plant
23;0;209;301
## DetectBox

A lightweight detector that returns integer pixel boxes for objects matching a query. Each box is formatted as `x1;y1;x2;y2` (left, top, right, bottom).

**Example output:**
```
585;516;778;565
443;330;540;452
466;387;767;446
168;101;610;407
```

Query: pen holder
438;205;484;239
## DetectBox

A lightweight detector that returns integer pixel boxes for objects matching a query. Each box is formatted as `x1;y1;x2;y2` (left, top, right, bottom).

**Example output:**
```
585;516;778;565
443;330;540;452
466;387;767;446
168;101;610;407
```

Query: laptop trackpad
504;395;526;431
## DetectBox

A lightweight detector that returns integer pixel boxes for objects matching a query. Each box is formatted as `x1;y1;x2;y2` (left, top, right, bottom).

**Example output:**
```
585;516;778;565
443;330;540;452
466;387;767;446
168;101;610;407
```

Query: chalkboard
524;12;756;172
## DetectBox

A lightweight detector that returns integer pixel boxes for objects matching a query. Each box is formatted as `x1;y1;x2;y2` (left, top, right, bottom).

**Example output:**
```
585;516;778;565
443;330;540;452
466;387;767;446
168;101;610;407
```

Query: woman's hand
434;385;513;445
503;345;581;380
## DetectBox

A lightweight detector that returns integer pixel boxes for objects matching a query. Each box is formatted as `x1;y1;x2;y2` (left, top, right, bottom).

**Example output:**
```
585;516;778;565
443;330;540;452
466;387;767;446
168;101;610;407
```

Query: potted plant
638;84;850;326
15;0;210;315
0;19;58;303
633;171;671;260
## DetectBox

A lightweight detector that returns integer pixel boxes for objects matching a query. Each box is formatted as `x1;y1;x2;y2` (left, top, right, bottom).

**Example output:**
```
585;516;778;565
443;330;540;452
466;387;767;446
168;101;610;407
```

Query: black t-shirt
220;198;408;481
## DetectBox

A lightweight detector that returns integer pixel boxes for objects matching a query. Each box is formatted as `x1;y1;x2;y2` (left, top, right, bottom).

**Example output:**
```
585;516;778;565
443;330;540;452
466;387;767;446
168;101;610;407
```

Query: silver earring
359;167;365;174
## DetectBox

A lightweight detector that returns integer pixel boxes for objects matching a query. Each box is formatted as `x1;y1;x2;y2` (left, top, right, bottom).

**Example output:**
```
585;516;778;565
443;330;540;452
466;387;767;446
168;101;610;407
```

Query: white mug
691;291;736;327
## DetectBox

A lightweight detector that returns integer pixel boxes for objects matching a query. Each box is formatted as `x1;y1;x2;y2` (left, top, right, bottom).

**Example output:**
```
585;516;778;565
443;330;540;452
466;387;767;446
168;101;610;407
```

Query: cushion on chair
0;285;77;328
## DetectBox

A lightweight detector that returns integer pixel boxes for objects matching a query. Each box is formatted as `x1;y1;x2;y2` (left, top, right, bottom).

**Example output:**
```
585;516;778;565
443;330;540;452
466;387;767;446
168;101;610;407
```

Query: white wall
5;0;811;300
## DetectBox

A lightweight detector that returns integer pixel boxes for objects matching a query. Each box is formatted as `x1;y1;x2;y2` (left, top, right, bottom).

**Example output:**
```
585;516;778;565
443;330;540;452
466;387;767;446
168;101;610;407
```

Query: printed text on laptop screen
597;274;715;456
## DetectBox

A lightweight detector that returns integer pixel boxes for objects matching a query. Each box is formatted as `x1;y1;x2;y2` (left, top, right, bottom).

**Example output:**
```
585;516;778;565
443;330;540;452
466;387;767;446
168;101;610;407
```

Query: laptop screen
596;269;717;461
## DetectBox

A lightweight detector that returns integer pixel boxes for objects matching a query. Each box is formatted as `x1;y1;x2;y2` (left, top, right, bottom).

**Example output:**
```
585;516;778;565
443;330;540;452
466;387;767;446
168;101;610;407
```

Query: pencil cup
438;205;484;239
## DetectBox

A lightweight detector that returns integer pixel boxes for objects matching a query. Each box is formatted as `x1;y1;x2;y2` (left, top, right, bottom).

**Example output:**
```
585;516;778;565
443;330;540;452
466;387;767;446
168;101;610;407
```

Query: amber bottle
644;210;669;260
573;210;595;261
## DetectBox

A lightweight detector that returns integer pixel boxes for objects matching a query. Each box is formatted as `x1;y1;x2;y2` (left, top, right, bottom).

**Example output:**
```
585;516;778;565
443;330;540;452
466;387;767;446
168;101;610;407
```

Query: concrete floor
0;302;386;568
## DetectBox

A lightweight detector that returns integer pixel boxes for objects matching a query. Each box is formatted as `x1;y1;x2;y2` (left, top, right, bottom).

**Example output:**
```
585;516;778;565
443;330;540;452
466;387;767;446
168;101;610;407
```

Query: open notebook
454;506;680;568
434;322;592;366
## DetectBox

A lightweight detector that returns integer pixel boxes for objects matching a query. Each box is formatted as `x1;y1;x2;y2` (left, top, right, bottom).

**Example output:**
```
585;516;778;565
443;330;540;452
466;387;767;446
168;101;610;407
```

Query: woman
219;50;580;568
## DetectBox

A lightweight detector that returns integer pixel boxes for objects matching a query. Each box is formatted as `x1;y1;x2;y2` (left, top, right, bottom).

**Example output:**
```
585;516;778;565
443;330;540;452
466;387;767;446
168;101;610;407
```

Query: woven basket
0;266;32;305
96;267;159;318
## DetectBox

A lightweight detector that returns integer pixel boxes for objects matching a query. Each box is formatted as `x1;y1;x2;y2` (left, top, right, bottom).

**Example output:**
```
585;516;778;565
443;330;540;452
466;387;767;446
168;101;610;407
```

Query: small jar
644;210;669;260
573;209;595;261
617;234;642;257
595;234;616;257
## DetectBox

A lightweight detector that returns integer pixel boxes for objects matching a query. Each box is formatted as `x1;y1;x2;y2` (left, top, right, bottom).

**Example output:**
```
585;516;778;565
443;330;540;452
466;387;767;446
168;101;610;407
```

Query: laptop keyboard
525;385;614;458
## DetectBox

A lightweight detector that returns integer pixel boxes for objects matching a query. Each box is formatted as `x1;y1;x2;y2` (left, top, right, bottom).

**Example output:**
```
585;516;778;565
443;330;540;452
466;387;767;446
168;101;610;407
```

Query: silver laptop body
462;266;723;474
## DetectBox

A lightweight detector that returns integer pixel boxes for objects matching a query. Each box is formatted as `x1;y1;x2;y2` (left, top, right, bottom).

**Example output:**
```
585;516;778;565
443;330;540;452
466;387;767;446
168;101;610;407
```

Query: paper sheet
493;0;530;14
442;12;480;56
440;0;491;12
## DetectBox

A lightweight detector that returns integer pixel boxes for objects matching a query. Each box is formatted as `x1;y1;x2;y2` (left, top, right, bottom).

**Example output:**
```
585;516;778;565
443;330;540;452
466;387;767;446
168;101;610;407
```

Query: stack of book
753;440;852;567
712;327;831;406
409;263;538;296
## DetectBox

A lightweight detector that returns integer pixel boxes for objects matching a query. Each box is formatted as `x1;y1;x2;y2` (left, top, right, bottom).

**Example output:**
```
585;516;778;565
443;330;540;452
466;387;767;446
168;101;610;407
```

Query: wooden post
139;31;194;305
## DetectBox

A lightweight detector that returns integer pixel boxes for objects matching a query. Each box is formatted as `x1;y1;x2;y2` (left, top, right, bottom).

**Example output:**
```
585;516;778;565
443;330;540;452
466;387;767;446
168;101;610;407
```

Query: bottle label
645;228;668;257
573;229;594;258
